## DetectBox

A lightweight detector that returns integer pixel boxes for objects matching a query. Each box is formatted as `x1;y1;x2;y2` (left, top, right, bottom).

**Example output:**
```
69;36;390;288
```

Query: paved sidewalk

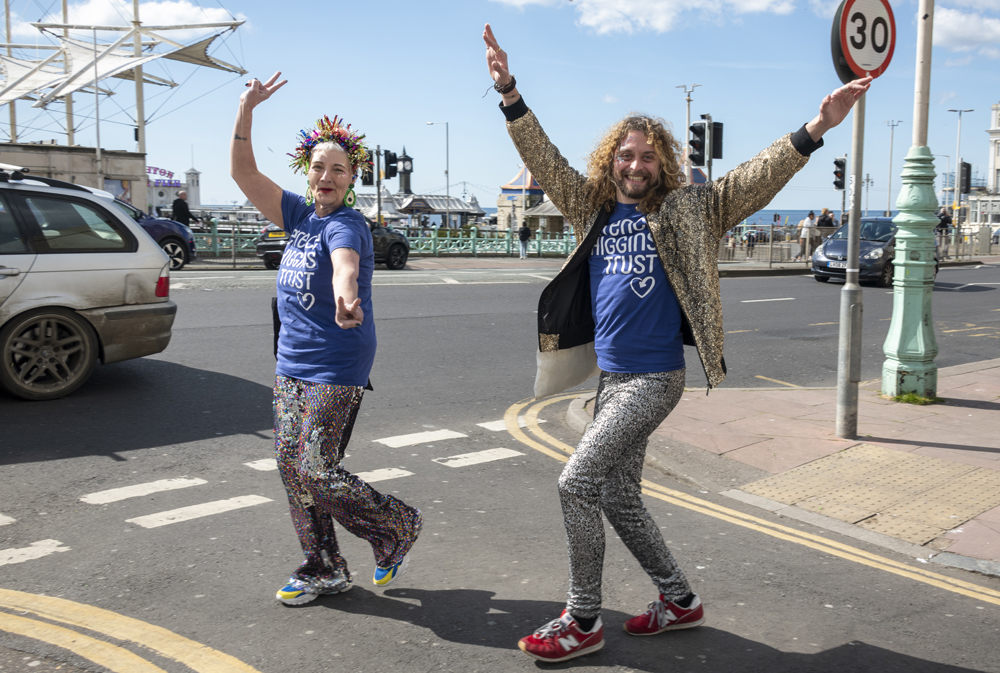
567;358;1000;577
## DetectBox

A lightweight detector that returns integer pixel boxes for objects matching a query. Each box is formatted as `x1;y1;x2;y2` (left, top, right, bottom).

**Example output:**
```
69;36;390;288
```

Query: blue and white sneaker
276;572;351;605
373;553;410;587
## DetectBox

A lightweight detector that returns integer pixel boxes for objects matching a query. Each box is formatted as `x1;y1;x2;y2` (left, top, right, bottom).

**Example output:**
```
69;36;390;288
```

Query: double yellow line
0;588;262;673
505;394;1000;607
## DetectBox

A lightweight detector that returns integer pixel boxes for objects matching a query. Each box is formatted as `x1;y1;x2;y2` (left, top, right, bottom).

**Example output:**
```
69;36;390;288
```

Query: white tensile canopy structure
0;12;246;150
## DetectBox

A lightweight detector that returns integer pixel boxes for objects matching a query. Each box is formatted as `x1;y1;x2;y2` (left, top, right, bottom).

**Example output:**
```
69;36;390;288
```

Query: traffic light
960;162;971;194
361;150;374;186
384;150;398;179
833;157;846;190
689;121;707;167
711;122;723;160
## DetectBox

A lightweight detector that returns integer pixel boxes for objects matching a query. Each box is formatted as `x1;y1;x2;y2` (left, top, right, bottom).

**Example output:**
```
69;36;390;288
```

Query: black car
256;217;409;270
113;199;197;271
811;217;938;287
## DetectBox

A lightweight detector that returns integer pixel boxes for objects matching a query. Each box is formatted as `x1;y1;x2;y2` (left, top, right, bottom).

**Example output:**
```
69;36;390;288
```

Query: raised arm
483;24;520;108
230;72;288;228
805;76;872;141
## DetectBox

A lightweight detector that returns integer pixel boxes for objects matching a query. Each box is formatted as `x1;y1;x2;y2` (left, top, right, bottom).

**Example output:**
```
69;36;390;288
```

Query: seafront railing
399;228;576;257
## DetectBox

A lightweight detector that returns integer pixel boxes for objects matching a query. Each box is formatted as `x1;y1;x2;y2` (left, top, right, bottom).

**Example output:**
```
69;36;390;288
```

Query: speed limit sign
831;0;896;84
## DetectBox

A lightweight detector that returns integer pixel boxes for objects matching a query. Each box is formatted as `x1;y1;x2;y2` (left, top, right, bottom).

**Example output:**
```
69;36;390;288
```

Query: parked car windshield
829;220;896;243
113;199;143;221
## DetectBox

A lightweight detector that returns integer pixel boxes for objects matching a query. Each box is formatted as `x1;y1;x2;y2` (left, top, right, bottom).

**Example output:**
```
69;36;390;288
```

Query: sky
2;0;999;212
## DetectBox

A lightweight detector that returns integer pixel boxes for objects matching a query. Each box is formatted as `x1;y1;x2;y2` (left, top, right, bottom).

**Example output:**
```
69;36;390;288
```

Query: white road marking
0;514;14;526
942;282;1000;291
80;478;208;505
244;458;278;471
477;416;546;432
740;297;795;303
373;281;530;286
355;468;414;483
174;276;236;280
0;540;70;567
525;274;555;281
374;429;467;448
440;276;461;284
433;448;525;468
125;495;273;529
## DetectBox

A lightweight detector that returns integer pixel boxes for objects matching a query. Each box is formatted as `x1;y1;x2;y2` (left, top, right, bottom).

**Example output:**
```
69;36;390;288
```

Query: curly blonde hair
585;114;684;215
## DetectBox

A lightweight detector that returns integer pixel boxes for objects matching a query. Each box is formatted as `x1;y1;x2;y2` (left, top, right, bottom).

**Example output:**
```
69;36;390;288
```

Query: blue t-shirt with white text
588;202;685;373
275;191;376;386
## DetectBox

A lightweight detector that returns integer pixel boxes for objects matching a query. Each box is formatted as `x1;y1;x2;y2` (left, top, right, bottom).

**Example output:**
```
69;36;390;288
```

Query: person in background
518;221;532;258
171;190;200;227
936;207;952;259
795;210;816;261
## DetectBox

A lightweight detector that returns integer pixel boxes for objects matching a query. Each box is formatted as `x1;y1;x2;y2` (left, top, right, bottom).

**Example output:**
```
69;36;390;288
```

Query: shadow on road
0;359;272;466
308;587;978;672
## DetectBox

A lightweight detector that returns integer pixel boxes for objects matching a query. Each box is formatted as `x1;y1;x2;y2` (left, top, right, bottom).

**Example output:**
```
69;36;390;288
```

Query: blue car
811;217;937;287
113;200;198;270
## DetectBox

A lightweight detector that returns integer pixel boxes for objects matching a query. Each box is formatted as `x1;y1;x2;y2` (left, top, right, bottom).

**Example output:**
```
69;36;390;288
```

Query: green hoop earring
305;184;314;206
343;185;357;208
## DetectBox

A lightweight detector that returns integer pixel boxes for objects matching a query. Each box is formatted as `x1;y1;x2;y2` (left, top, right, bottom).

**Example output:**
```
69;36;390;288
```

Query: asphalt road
2;264;999;672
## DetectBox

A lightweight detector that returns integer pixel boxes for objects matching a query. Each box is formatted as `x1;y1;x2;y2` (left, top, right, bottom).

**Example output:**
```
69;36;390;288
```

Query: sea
740;207;896;229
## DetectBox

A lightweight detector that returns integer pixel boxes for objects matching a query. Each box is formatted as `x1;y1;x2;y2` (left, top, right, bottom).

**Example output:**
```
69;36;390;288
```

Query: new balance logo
557;635;580;651
658;608;678;627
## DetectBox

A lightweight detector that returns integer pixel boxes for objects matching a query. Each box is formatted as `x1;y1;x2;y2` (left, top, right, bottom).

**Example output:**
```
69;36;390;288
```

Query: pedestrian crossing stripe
355;468;413;483
433;448;525;468
244;458;278;471
80;478;208;504
0;513;14;526
477;417;545;432
0;540;70;567
125;495;272;529
373;429;467;448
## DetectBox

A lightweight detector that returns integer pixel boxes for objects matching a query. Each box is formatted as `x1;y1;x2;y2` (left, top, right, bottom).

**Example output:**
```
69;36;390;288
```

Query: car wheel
385;243;408;270
877;260;894;288
0;308;99;401
263;256;280;271
161;238;189;271
814;275;830;282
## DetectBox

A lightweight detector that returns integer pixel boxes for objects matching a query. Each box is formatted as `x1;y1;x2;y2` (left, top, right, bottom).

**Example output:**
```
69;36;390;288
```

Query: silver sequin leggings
274;375;421;584
559;369;692;618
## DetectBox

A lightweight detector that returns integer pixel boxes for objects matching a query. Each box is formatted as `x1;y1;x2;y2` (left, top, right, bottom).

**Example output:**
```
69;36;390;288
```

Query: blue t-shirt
275;191;376;386
588;202;685;373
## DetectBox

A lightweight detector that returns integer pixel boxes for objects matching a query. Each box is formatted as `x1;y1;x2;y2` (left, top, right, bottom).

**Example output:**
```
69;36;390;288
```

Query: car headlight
814;243;825;257
863;248;884;260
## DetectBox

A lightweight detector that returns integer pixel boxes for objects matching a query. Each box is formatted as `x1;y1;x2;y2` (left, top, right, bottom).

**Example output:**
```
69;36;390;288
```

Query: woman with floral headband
230;72;422;606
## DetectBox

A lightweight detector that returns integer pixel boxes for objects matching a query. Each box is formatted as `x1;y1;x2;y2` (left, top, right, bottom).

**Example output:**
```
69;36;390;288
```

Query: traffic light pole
704;113;713;182
836;93;865;439
376;144;382;225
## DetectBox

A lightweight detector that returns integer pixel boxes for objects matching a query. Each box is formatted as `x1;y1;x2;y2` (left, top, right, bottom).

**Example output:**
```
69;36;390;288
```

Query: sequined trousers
559;369;692;618
274;375;421;591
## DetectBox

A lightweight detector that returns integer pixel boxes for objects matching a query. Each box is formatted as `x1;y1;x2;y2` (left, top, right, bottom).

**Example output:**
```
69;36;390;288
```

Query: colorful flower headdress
288;115;373;180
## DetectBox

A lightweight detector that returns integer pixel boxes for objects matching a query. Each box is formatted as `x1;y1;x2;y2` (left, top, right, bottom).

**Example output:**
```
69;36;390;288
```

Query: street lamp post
863;173;873;216
881;0;940;399
947;109;972;226
676;84;700;184
885;120;903;215
426;122;450;228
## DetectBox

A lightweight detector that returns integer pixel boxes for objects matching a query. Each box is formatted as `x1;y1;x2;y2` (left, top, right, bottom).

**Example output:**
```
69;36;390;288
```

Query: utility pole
5;0;15;142
863;173;873;215
676;84;700;184
62;0;72;145
882;0;939;399
947;108;972;225
133;0;145;154
885;120;902;215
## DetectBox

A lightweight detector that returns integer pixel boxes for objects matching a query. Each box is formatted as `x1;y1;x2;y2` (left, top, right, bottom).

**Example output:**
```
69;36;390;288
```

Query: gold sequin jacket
501;98;822;397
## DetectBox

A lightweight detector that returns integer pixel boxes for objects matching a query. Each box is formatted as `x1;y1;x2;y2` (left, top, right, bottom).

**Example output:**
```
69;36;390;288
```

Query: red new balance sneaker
518;610;605;663
624;593;705;636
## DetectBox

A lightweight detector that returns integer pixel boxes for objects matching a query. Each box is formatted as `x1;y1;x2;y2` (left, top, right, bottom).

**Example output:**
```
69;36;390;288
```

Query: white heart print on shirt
630;276;655;298
297;292;315;311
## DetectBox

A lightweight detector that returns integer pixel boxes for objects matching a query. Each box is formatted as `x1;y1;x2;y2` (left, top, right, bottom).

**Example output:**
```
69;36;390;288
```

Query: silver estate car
0;165;177;400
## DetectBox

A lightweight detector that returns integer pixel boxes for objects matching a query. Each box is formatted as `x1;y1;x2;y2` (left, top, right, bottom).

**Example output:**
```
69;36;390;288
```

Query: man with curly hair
483;23;870;664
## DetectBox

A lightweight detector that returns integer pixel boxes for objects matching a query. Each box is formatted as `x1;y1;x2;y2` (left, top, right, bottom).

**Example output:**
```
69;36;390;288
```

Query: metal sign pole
836;93;866;439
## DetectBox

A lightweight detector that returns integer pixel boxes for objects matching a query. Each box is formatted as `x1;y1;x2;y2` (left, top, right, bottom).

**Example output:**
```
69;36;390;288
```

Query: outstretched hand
483;23;511;87
336;296;364;329
240;71;287;110
806;76;873;141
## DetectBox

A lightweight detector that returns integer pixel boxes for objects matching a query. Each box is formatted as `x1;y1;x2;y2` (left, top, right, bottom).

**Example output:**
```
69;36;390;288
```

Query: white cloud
808;0;841;19
603;93;618;103
936;91;958;105
491;0;795;33
13;0;245;42
943;54;975;66
934;6;1000;58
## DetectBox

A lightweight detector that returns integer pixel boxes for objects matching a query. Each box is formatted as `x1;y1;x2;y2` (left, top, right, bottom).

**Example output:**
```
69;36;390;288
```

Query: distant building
968;101;1000;227
149;166;201;215
496;166;543;231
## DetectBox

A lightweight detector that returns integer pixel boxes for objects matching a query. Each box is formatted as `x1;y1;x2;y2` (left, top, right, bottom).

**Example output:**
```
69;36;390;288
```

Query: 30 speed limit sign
831;0;896;84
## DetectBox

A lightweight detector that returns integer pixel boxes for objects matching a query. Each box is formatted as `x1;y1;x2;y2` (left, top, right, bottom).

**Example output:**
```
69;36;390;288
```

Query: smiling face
611;130;662;204
308;145;353;216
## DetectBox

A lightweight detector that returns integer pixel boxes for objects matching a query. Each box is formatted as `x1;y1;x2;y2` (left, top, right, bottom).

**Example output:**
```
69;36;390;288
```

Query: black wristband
494;75;516;95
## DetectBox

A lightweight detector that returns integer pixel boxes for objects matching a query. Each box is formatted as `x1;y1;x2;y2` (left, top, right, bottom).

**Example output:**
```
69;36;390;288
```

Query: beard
612;168;660;200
